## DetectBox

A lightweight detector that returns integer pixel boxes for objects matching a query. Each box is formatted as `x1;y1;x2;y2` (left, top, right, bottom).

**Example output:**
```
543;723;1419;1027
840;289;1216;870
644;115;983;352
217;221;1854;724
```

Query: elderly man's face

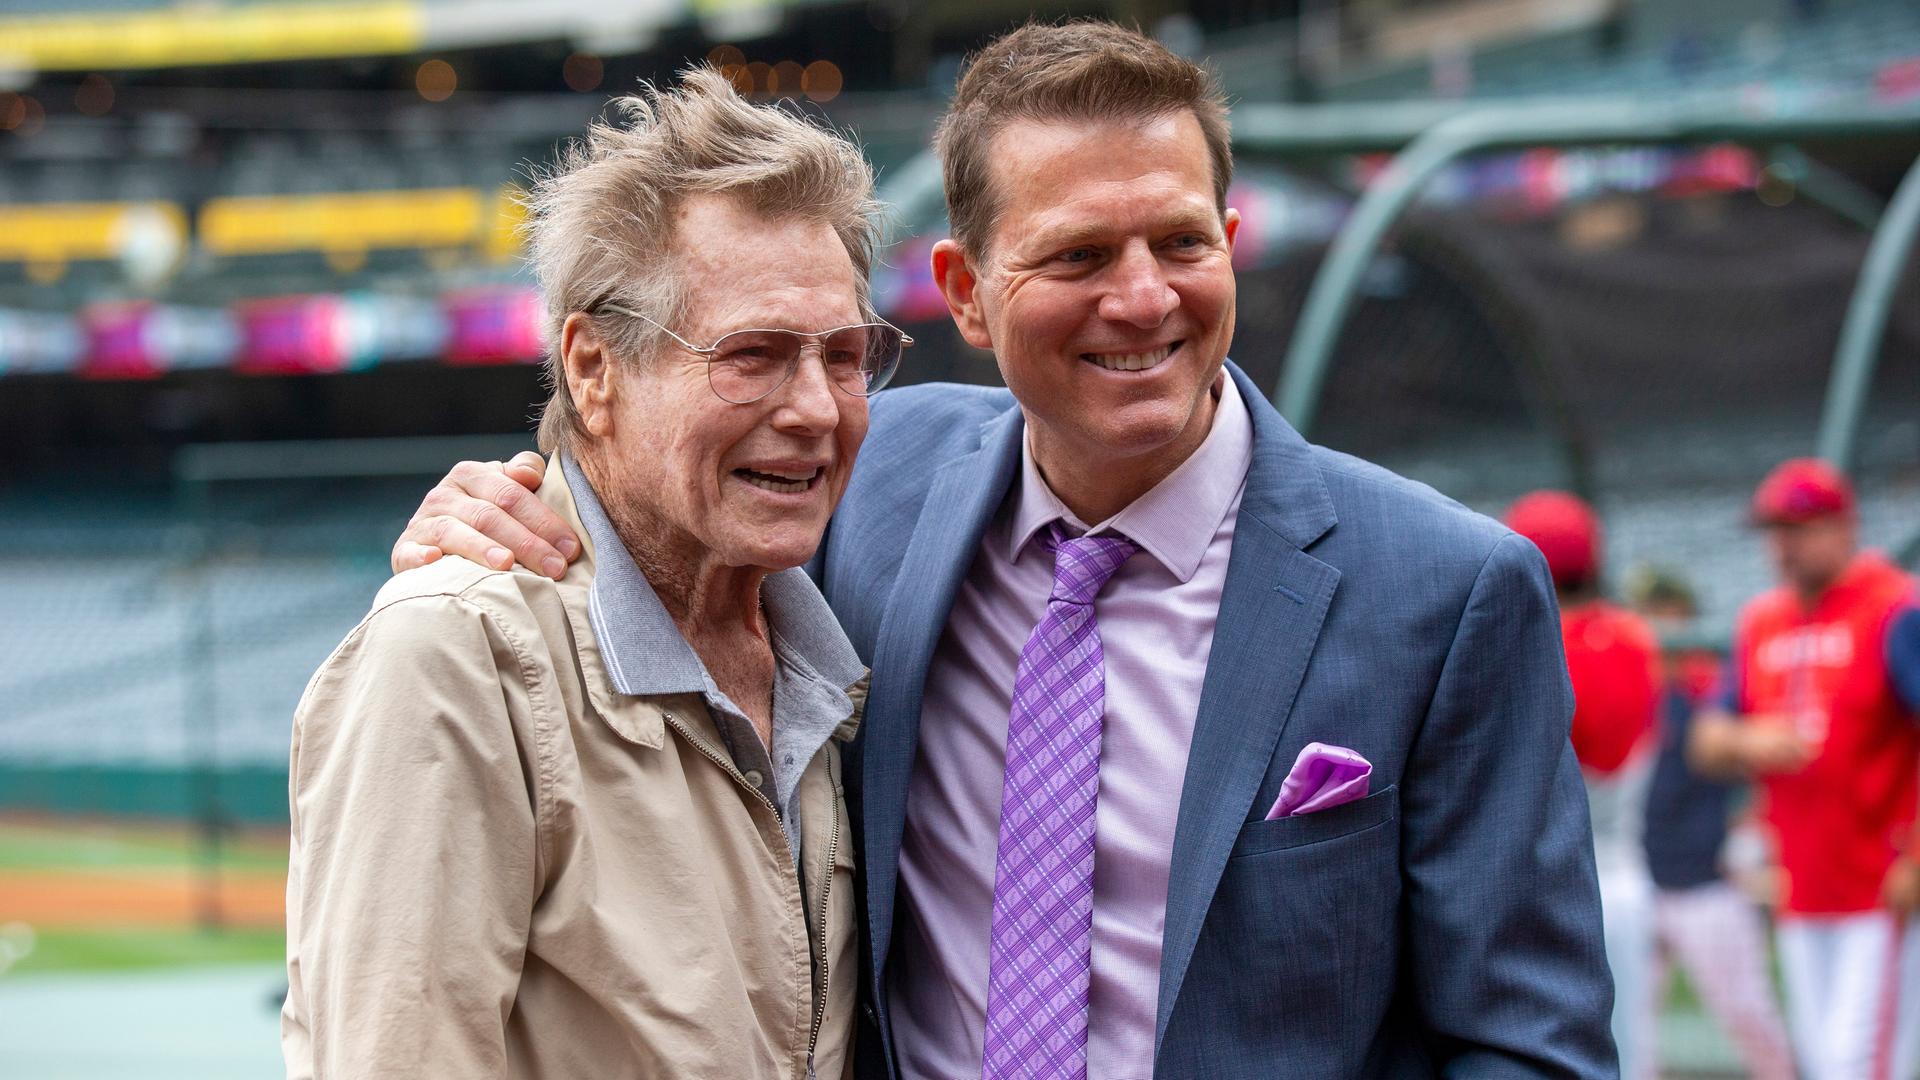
946;111;1238;490
587;195;868;572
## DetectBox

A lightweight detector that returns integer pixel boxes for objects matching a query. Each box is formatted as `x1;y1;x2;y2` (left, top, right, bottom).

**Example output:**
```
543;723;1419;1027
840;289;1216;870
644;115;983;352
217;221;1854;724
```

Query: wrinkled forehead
669;205;866;338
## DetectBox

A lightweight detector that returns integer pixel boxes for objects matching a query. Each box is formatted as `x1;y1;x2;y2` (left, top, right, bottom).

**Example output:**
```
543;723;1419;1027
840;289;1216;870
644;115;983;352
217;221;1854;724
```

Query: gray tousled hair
523;67;883;452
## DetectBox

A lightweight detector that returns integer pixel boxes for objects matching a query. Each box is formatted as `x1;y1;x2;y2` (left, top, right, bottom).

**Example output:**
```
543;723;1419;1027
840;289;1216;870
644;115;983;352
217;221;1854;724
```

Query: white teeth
745;476;808;494
1085;346;1172;372
739;467;820;494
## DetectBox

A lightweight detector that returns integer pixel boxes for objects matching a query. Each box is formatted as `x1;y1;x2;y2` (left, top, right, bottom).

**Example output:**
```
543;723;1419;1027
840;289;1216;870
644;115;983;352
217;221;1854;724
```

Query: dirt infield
0;868;285;928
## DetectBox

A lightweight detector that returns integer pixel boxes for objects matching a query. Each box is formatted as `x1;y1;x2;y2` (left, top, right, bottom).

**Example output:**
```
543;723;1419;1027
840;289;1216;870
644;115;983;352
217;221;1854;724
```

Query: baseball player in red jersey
1507;491;1663;1078
1692;459;1920;1080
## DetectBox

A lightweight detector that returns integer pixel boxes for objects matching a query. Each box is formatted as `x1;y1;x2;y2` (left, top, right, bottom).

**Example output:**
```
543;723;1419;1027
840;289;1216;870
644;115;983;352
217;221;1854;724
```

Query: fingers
389;456;581;580
404;512;522;574
391;540;444;573
503;450;547;491
414;458;579;579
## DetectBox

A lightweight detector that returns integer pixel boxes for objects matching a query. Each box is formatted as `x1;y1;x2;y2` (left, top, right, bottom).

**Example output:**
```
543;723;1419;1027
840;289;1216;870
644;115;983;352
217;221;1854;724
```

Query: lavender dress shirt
889;373;1254;1080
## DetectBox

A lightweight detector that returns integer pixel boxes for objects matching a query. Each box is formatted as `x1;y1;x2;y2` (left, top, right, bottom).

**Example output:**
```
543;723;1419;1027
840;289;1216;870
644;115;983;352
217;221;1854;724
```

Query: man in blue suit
392;21;1613;1078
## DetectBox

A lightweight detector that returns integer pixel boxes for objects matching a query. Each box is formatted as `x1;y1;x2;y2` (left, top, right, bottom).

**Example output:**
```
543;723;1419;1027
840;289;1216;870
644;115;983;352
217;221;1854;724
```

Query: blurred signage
1352;144;1760;214
80;302;237;379
234;295;357;374
1877;57;1920;103
485;186;529;263
200;188;487;258
0;202;188;271
232;292;451;372
0;309;85;375
2;288;508;379
0;2;422;72
348;293;450;365
442;287;544;365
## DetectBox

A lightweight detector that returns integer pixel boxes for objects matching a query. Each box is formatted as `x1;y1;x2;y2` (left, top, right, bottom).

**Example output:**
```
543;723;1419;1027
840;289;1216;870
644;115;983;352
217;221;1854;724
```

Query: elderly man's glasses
591;301;911;405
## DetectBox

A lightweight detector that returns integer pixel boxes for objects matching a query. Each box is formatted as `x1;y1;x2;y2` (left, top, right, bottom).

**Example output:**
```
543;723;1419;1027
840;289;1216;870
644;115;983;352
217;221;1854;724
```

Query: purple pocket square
1265;742;1372;820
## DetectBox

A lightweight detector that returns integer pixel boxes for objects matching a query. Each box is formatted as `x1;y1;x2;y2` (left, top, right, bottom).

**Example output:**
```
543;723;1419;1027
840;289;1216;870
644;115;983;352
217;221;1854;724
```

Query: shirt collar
561;452;867;698
1006;370;1254;583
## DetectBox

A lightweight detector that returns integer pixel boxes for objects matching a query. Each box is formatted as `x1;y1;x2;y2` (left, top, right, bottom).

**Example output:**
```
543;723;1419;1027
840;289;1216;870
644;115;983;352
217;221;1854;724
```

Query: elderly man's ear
930;240;993;352
560;311;619;437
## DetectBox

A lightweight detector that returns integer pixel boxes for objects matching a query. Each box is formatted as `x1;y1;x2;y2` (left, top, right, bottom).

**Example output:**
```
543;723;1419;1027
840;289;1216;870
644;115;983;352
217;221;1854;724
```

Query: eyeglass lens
706;325;903;404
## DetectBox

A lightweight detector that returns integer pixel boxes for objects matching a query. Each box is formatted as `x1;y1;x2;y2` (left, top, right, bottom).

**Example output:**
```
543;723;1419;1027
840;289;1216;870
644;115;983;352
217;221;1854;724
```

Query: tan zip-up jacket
282;469;859;1080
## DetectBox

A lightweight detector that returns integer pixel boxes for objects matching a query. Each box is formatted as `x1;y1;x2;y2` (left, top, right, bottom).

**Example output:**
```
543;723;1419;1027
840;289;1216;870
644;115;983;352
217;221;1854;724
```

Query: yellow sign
0;201;186;263
0;2;422;72
200;188;486;256
486;185;528;263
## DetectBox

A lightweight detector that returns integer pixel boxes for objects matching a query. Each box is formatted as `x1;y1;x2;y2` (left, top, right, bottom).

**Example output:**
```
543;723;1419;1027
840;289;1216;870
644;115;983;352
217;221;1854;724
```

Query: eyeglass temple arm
599;298;913;352
591;301;710;355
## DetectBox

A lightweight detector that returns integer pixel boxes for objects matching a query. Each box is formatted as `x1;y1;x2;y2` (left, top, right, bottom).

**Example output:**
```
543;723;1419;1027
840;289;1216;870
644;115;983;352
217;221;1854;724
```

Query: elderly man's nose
1099;248;1177;328
773;346;841;431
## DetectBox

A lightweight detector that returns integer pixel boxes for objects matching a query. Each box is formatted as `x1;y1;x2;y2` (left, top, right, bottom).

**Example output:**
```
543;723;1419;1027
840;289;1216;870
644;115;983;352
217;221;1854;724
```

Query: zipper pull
806;1051;818;1080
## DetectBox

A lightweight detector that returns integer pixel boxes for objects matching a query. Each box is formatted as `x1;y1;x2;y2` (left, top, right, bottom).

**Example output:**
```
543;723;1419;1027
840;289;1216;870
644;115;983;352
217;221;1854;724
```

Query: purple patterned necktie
982;522;1139;1080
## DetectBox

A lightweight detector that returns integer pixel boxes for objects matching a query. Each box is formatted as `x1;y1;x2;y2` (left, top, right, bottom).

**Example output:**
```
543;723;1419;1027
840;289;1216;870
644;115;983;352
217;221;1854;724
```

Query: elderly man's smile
734;463;827;495
1080;340;1182;373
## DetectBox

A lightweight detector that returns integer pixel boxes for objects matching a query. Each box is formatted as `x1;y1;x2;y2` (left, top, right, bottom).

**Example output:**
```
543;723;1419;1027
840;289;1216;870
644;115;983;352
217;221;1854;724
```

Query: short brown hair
934;20;1232;258
524;67;882;453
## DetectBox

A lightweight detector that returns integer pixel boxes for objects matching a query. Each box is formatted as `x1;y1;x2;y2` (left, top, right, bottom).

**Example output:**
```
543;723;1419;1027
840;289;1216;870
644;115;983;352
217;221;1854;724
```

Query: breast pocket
1229;784;1399;860
1205;785;1403;1041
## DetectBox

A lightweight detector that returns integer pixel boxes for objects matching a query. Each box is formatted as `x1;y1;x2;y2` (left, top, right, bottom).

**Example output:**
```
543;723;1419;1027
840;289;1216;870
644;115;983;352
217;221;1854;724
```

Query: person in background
1507;490;1660;1079
1629;567;1794;1080
1691;458;1920;1080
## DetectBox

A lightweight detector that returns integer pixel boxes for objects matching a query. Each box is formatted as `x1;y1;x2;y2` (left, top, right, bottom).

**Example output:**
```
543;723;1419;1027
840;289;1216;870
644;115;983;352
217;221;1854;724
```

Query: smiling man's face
937;110;1238;509
585;194;869;574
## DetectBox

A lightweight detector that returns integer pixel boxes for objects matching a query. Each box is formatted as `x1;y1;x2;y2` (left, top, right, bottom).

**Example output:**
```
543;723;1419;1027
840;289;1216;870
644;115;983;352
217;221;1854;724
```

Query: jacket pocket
1229;785;1398;859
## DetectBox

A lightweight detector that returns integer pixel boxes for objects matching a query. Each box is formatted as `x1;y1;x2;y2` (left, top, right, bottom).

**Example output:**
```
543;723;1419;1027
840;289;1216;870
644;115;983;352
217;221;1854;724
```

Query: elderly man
393;22;1614;1078
283;71;902;1078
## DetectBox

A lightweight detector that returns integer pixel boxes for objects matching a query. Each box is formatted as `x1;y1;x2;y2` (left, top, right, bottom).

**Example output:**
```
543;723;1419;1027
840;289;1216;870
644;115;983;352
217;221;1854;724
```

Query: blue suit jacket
813;363;1616;1078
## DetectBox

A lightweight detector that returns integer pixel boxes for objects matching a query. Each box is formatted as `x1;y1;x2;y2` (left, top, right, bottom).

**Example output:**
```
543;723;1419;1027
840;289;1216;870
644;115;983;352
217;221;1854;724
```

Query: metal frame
1817;151;1920;473
875;95;1920;482
1246;97;1920;449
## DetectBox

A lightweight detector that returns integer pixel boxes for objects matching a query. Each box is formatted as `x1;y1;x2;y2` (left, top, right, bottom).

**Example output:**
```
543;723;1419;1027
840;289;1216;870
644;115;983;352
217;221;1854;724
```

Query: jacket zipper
655;712;786;826
652;712;835;1080
804;748;842;1080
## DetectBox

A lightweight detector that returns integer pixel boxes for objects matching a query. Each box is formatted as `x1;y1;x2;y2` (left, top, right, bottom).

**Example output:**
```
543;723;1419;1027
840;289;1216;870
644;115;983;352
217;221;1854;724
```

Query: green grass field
0;818;288;873
13;927;286;975
0;817;288;977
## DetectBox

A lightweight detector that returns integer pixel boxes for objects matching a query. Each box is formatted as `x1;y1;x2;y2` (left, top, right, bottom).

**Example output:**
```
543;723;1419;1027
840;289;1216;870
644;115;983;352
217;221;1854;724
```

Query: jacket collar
559;451;867;701
1006;372;1255;584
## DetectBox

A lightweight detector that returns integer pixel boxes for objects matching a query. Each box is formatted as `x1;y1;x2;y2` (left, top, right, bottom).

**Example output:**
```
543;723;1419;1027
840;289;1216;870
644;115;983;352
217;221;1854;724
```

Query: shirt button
743;769;764;788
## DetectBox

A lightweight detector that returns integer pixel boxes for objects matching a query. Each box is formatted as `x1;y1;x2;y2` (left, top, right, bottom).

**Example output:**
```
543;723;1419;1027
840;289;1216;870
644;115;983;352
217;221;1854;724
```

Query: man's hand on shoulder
392;451;580;581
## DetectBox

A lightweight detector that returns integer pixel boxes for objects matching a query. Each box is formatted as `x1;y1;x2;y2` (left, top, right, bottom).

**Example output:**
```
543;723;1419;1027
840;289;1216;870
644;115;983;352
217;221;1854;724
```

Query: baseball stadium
2;0;1918;1076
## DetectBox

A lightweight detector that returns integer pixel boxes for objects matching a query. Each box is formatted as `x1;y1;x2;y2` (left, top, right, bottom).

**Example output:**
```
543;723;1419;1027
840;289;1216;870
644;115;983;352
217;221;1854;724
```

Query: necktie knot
1044;522;1138;606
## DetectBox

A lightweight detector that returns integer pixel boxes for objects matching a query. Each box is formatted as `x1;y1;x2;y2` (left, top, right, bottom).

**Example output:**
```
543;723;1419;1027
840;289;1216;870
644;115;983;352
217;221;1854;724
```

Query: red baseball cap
1505;490;1601;587
1751;458;1855;525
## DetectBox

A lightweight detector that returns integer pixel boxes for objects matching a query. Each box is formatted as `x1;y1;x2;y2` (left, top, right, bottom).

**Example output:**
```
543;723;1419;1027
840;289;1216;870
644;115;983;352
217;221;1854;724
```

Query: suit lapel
1153;364;1342;1055
863;404;1025;976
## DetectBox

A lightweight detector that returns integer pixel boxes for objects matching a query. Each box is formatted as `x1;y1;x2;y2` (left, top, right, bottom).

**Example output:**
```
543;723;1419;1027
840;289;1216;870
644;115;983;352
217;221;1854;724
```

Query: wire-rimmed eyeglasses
590;300;912;405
